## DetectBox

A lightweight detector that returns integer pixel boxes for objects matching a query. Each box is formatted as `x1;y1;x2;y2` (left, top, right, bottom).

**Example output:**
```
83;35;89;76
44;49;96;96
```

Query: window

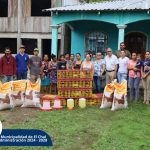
22;38;37;55
85;31;108;55
0;38;17;54
31;0;51;16
0;0;8;17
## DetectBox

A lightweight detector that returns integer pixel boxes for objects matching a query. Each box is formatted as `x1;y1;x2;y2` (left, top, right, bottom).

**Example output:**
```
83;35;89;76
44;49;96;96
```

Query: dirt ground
0;107;38;128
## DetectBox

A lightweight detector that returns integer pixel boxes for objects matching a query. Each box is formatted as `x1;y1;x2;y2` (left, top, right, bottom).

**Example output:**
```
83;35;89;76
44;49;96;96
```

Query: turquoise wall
69;21;118;58
51;10;150;57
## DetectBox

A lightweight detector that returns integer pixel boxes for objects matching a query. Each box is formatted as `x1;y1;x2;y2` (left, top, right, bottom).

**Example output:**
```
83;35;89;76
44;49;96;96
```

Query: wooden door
125;32;147;60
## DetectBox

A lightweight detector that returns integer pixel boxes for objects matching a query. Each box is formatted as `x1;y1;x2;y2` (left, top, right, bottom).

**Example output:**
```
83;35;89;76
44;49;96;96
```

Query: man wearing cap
0;47;16;83
28;48;42;83
15;45;29;80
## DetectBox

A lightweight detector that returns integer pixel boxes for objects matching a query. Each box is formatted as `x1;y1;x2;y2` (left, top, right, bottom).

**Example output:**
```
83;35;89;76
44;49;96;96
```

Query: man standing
116;42;131;58
0;47;16;83
104;48;118;84
117;50;129;83
28;48;42;83
15;45;29;80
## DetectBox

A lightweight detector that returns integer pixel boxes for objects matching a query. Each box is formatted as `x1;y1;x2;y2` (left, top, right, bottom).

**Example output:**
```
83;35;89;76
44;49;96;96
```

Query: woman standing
93;52;105;93
49;54;57;94
41;54;50;93
81;53;94;77
127;52;141;101
74;53;82;70
57;54;67;70
66;54;75;70
141;51;150;104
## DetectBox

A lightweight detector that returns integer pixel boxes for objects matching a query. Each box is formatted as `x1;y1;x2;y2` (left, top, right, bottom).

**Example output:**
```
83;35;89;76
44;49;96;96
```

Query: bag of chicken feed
111;80;128;111
21;79;41;108
100;82;115;109
12;80;27;107
0;81;13;110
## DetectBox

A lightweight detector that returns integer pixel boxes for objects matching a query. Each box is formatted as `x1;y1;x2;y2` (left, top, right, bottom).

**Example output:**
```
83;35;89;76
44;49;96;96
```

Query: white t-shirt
104;54;118;71
118;57;129;73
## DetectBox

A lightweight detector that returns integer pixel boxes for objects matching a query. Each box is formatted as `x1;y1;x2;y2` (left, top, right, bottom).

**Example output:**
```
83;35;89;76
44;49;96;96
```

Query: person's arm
28;58;31;70
141;66;145;79
66;62;69;70
127;60;133;70
91;62;94;77
57;61;60;70
13;57;17;78
0;57;3;76
40;59;43;75
100;60;106;78
80;62;83;71
48;61;51;71
113;57;118;79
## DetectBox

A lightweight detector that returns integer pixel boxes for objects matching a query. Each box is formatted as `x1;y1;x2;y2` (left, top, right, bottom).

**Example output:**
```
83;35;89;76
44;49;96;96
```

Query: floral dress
41;61;50;86
49;61;57;84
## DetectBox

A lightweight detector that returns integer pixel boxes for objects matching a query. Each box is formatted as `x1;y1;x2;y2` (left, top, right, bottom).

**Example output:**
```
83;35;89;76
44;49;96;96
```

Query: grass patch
0;101;150;150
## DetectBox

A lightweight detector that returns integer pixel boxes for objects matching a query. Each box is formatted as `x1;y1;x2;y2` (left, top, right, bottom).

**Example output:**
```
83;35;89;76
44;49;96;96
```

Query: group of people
0;42;150;104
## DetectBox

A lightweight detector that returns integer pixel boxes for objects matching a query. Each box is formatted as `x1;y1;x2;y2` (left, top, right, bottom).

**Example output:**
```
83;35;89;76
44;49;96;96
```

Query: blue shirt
135;60;143;69
15;53;29;73
93;59;105;76
142;59;150;73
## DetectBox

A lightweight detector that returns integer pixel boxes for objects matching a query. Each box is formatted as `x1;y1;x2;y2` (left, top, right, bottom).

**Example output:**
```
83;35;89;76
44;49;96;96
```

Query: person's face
137;55;141;61
145;52;150;59
20;48;25;53
76;54;81;60
65;54;69;59
132;53;137;60
53;57;57;62
44;55;49;61
120;43;126;50
60;56;65;61
120;51;125;57
96;53;102;59
86;54;91;61
33;51;39;56
70;55;74;61
107;48;112;56
5;49;11;56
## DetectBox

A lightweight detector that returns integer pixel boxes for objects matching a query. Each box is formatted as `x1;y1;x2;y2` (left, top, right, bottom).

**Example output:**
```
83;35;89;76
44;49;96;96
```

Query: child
134;54;143;76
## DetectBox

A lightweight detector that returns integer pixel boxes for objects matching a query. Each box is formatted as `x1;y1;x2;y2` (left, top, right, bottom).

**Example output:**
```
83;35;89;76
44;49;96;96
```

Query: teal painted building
44;0;150;58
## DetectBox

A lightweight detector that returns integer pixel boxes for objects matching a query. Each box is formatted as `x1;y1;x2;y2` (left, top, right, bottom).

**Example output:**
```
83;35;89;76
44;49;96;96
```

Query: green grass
0;101;150;150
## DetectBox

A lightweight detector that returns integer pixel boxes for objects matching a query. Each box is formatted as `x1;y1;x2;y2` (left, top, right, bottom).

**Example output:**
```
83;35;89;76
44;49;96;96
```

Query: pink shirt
128;60;141;78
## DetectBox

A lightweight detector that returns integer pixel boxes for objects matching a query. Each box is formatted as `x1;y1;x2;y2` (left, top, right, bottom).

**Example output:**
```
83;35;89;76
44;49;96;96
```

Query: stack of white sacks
100;79;128;111
0;79;41;110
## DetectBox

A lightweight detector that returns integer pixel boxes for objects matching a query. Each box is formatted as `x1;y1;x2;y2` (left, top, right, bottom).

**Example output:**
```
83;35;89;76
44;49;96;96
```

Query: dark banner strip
0;129;52;146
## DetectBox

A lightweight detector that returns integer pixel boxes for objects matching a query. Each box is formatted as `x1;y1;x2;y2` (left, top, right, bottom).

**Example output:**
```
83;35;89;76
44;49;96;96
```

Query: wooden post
17;0;21;52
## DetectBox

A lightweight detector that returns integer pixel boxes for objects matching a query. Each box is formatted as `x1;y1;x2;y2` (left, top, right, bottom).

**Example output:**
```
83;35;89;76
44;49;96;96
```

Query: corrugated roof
43;0;150;12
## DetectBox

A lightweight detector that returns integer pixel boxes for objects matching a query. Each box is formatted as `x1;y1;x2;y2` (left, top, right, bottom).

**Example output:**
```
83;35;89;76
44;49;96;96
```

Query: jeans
2;75;13;83
129;77;141;100
17;72;27;80
93;76;102;93
117;72;127;83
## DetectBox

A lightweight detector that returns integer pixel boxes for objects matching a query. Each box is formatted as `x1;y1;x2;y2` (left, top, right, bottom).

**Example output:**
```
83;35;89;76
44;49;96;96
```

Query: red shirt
0;55;16;76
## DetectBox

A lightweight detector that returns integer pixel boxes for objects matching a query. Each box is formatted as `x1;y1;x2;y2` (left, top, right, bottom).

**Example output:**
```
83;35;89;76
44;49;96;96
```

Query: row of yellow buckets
40;98;86;111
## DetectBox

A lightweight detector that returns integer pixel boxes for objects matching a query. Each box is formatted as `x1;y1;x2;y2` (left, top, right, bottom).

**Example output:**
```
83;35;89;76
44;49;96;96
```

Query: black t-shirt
57;61;67;70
